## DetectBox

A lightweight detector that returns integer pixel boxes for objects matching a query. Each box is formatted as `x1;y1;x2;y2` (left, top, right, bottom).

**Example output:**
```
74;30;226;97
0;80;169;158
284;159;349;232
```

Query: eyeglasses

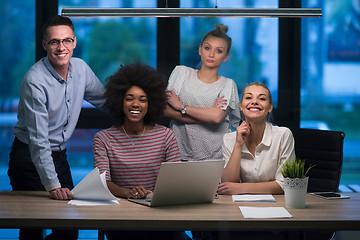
47;38;75;49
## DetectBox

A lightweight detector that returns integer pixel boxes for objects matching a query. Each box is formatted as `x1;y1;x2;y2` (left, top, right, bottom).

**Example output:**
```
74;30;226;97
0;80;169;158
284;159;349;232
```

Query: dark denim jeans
8;137;78;240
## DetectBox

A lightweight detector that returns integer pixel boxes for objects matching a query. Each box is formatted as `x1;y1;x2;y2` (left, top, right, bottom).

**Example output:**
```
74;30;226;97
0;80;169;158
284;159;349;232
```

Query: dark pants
8;137;78;240
105;230;191;240
194;231;334;240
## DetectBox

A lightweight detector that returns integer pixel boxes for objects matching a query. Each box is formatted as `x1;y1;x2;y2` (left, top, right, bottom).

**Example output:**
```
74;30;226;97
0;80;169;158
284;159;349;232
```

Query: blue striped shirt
14;56;105;190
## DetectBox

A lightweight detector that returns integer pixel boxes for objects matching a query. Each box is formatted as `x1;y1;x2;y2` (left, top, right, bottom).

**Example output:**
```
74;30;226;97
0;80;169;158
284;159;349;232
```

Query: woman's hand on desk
129;186;152;199
107;181;151;199
218;181;284;195
217;182;242;195
49;187;72;200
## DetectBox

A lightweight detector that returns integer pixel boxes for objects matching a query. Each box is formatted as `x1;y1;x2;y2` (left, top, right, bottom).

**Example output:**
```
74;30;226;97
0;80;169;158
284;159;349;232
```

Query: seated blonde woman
218;82;295;196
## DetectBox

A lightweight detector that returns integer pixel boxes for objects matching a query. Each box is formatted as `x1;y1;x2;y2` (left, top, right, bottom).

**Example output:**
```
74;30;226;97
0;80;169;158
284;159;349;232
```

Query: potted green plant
281;158;315;179
281;158;315;208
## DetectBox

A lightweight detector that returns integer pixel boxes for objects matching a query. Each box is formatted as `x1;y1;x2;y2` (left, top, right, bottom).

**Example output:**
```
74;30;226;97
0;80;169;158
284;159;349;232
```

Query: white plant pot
283;177;309;209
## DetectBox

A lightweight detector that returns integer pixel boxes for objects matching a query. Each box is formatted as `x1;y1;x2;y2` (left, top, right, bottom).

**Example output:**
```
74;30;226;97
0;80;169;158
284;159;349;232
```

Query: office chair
290;128;345;193
290;128;345;240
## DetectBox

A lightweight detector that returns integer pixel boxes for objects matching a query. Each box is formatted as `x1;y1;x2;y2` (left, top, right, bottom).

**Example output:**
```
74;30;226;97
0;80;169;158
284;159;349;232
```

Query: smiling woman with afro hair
104;62;168;126
93;63;189;240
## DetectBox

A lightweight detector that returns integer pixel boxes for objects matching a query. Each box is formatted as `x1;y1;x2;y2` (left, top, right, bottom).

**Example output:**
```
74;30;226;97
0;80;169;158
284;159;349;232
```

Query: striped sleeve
164;128;181;162
93;130;112;181
92;125;181;191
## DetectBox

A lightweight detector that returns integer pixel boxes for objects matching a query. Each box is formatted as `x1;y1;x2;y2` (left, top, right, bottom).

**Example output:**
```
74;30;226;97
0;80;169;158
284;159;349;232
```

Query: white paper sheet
68;167;119;206
232;194;276;202
68;199;119;206
239;207;293;218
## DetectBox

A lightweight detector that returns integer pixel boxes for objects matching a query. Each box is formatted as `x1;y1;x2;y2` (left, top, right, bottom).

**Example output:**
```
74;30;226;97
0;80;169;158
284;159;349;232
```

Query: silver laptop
128;160;225;207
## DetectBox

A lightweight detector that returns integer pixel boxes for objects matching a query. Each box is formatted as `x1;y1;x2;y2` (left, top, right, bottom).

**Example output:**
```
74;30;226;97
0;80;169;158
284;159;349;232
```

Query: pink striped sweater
93;124;181;191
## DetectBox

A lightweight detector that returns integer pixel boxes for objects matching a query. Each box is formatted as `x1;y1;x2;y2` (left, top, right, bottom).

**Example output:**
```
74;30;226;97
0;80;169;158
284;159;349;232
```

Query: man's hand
49;188;73;200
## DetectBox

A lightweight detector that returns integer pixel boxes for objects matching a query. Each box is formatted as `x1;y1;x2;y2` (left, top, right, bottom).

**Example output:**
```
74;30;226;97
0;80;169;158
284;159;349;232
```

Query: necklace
121;125;146;146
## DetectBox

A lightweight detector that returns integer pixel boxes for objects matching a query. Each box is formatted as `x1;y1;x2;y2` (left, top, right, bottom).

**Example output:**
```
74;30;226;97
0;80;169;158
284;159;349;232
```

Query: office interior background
0;0;359;239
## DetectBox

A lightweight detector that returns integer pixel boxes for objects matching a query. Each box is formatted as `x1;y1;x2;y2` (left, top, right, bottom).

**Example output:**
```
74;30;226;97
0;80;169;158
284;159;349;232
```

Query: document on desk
239;207;293;219
68;167;119;206
232;194;276;202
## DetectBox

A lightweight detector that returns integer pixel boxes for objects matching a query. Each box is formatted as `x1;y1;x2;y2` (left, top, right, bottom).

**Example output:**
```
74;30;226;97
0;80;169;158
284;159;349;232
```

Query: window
180;0;279;105
301;0;360;185
0;0;35;191
1;0;359;192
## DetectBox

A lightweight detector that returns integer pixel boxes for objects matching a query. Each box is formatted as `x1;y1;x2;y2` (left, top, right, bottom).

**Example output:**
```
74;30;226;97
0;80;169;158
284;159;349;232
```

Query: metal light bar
61;8;322;18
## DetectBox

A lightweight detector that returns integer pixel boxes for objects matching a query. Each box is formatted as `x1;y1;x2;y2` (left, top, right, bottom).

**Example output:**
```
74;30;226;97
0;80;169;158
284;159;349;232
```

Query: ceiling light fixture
61;8;322;18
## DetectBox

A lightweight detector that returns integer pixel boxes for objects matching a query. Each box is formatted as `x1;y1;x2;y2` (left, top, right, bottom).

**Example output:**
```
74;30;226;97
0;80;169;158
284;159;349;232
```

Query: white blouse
222;122;296;189
167;65;241;161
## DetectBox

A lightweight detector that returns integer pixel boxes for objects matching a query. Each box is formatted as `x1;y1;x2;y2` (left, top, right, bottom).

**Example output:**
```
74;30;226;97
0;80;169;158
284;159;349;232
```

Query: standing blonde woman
165;24;241;161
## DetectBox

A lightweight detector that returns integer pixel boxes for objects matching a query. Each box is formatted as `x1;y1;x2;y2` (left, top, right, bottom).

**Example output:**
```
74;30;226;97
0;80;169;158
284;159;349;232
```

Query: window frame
35;0;301;129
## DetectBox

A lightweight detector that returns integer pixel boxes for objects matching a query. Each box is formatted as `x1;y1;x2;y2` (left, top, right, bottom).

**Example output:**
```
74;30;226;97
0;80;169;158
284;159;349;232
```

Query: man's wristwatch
181;105;187;115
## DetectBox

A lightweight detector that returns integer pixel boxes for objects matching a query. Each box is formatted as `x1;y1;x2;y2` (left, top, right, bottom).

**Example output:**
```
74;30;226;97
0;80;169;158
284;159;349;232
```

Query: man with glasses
7;15;105;240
